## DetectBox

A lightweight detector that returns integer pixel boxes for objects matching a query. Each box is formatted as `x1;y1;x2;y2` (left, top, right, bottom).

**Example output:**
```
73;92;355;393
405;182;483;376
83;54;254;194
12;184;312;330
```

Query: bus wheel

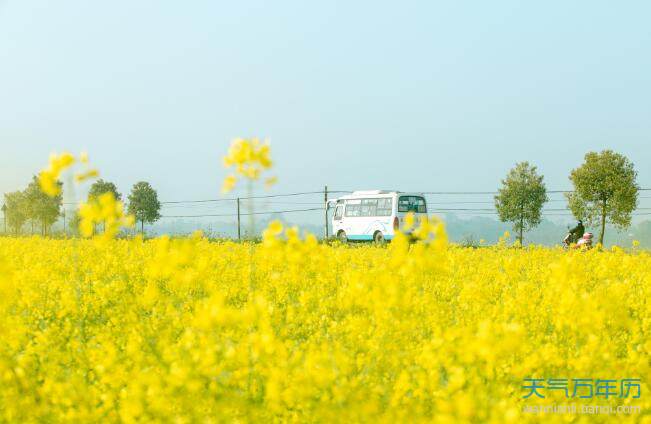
337;231;348;243
373;231;385;245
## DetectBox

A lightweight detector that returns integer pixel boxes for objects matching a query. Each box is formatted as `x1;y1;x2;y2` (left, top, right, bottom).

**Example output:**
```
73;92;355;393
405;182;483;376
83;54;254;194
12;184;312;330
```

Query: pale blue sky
1;1;650;220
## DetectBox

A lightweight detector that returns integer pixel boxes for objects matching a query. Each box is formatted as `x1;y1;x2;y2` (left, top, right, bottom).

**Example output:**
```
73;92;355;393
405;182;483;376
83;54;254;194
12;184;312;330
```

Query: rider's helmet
578;220;583;225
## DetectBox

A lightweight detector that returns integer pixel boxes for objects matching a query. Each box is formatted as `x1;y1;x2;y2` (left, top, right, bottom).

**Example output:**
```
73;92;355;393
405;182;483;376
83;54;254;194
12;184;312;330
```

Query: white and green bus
330;190;427;243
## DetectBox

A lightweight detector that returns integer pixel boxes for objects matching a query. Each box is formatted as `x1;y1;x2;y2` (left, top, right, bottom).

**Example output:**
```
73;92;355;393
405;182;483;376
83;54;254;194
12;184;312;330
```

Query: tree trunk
519;216;524;246
599;199;607;245
141;220;144;235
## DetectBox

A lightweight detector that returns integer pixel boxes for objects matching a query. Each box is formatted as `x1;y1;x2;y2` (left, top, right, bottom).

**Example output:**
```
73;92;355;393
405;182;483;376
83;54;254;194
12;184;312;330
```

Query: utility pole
236;197;241;241
324;185;328;240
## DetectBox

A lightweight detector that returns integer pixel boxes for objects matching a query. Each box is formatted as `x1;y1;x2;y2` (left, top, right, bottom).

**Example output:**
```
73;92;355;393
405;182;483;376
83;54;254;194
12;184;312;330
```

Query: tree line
1;149;643;244
2;179;162;236
495;149;639;245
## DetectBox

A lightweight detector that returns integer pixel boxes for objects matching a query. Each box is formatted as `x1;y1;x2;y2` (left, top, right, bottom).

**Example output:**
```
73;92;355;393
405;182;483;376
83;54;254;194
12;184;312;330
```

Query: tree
495;162;548;245
88;179;122;234
24;176;62;236
1;204;6;234
89;179;121;202
23;178;41;234
127;181;161;234
4;191;28;235
67;209;82;237
566;150;638;245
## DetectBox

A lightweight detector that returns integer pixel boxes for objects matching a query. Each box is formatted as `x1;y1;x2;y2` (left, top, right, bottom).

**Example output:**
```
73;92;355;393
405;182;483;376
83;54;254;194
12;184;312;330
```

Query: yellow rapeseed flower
78;192;135;239
1;222;648;422
38;152;75;196
221;138;276;193
74;169;99;183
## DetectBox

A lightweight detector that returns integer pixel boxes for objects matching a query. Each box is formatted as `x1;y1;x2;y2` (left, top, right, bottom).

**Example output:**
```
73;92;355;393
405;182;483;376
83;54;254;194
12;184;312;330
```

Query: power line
395;196;651;205
421;188;651;196
161;205;651;220
432;210;651;217
60;188;651;206
160;199;234;205
160;200;324;210
249;201;324;205
159;191;329;204
430;207;651;211
154;196;651;209
161;207;322;219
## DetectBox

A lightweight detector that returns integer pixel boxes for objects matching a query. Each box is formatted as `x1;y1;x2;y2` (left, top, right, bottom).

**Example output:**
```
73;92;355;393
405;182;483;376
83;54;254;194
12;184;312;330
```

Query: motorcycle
563;231;593;250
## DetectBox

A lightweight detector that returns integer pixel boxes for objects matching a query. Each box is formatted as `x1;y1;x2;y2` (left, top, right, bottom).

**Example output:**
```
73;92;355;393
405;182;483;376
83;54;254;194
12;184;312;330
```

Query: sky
1;1;650;225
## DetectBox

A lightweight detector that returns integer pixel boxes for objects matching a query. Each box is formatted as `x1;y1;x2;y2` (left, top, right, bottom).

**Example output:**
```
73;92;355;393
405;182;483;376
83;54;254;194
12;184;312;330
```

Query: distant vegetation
3;176;62;235
494;150;639;246
0;148;646;247
127;181;162;234
1;175;161;237
566;150;639;244
494;162;548;245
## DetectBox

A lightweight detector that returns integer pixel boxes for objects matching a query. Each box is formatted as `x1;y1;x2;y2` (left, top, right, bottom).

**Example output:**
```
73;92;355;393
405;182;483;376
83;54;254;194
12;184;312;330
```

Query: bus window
360;199;378;216
345;199;362;217
398;196;427;213
334;205;343;220
377;198;392;216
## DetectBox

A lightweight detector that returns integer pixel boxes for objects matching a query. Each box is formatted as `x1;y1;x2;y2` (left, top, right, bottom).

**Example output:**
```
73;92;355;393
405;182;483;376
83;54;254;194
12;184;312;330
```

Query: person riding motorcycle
574;232;593;250
567;220;585;244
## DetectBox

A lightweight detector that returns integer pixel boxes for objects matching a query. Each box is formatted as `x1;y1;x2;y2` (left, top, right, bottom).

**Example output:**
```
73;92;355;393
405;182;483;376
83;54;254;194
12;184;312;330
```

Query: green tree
127;181;161;234
88;179;121;201
4;191;28;235
1;204;6;234
495;162;548;245
24;176;62;236
67;209;82;237
566;150;638;245
88;179;122;234
24;177;41;234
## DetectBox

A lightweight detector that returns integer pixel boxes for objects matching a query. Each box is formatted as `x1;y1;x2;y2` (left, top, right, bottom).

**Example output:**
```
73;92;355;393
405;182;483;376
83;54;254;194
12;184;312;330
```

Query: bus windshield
397;196;427;213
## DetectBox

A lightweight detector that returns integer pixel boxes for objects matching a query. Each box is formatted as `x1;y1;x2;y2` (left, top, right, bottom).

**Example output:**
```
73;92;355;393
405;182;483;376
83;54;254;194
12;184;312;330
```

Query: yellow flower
1;221;650;422
263;220;284;246
7;151;650;423
78;192;134;239
403;212;415;231
74;169;99;183
38;152;76;196
221;138;276;192
264;176;278;190
221;174;237;193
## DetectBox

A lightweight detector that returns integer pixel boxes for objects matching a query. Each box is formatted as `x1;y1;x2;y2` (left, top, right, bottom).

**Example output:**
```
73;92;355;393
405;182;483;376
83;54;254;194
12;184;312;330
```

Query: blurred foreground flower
38;152;75;196
79;192;135;239
222;138;276;193
38;152;132;239
1;204;650;422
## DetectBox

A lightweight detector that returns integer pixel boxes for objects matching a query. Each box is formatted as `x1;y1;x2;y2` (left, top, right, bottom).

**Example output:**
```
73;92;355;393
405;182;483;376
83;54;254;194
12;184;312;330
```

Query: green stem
247;179;256;293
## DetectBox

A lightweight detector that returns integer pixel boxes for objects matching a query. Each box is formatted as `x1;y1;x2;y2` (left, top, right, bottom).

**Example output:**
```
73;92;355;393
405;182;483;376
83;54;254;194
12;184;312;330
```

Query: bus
329;190;428;243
